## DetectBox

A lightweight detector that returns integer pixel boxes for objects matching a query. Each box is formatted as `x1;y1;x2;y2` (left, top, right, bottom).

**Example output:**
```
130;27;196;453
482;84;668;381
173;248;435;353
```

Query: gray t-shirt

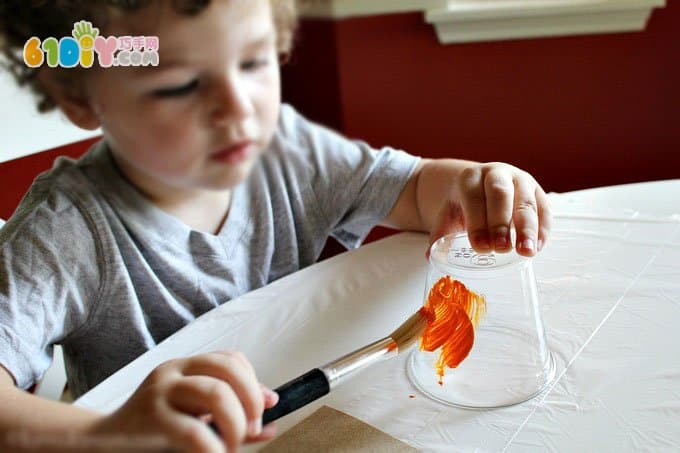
0;104;420;399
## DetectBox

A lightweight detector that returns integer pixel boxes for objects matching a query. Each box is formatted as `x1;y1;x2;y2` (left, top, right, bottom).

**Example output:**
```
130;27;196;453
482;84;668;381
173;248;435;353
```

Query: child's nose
209;76;255;126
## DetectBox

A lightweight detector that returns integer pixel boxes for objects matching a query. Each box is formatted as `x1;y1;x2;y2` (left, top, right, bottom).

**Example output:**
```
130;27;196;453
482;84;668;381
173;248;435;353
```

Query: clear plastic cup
407;232;556;408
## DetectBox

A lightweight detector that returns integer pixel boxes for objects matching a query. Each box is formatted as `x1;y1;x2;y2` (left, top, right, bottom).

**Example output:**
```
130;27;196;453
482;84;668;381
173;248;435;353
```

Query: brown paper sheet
259;406;418;452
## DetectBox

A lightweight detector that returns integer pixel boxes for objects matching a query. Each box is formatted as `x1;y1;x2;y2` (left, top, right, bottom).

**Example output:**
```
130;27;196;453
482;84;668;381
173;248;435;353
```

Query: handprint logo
72;21;99;68
73;21;99;49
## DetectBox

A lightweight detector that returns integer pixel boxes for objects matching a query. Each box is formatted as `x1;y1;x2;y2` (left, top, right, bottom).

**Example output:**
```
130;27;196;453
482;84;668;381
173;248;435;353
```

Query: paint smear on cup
419;276;486;385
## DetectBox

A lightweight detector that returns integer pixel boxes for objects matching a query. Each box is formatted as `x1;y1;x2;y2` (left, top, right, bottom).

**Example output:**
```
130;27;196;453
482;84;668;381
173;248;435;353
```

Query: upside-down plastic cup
407;232;556;408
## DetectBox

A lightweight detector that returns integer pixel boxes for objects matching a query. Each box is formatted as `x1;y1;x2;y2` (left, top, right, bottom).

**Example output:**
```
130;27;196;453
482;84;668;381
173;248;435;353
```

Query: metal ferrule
319;337;398;389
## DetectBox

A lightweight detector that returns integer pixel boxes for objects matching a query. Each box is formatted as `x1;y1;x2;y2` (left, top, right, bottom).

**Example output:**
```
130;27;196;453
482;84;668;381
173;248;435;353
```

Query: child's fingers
245;422;278;444
458;167;491;253
211;350;254;372
155;397;225;453
180;352;265;435
536;186;552;251
196;384;277;445
167;375;247;452
170;417;226;453
260;383;279;409
512;175;540;257
483;167;514;253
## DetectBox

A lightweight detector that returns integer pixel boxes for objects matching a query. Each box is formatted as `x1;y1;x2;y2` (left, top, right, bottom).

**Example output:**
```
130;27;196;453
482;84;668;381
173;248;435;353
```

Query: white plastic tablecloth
76;180;680;452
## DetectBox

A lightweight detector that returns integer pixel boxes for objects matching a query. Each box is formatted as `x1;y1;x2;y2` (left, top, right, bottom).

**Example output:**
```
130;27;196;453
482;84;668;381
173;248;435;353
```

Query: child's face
83;0;281;192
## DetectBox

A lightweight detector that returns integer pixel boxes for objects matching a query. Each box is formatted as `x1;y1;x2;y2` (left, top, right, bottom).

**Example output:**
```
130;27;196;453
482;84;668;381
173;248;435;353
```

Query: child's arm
383;158;552;256
0;351;278;452
0;365;104;452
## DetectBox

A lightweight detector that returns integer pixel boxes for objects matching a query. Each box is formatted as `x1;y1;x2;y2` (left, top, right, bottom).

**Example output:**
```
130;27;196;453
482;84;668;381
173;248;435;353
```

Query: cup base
407;325;557;409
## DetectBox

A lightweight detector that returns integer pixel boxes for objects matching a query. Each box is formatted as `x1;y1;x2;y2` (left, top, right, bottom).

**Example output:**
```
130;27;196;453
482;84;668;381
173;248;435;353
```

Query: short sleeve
0;181;103;390
277;104;421;249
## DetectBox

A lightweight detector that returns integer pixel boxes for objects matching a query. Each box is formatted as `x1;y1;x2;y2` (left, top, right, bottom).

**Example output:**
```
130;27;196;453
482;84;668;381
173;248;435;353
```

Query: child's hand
429;162;552;257
88;351;278;452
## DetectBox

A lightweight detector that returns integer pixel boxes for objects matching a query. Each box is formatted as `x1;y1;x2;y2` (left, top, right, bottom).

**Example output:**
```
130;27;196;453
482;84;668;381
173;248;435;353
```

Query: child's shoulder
272;103;313;156
275;103;344;151
0;142;107;249
269;103;364;170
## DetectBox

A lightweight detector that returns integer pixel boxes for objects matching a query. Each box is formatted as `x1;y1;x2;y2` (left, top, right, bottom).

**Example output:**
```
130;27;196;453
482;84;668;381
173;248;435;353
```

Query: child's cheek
147;121;203;164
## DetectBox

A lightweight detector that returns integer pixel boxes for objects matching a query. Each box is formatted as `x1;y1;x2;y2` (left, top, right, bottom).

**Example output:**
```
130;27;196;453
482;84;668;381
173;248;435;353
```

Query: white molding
298;0;447;19
298;0;665;44
427;0;666;44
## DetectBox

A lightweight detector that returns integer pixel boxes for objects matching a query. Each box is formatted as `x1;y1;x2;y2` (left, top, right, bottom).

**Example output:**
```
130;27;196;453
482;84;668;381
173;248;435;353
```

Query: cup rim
429;232;530;275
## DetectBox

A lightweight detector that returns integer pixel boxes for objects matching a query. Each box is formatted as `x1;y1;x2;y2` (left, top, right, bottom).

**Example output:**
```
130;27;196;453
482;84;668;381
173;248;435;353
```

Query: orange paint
419;276;486;385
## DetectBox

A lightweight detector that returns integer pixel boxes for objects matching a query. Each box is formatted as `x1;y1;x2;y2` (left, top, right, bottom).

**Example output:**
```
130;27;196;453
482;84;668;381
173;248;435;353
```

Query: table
76;180;680;451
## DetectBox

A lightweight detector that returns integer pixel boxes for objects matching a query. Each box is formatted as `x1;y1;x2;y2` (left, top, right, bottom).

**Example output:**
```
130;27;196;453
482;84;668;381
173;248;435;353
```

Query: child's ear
37;68;101;131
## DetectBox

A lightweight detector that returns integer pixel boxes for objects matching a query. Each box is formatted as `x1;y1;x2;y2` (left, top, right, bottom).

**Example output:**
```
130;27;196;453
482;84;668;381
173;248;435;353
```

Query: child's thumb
426;201;466;259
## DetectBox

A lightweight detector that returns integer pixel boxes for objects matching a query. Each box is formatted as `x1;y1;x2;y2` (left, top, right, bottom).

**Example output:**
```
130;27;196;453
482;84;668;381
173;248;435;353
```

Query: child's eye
152;79;199;98
241;59;269;72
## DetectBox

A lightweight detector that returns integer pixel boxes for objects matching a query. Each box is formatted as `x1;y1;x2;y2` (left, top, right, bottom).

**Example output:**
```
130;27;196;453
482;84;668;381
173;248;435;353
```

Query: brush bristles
390;311;428;351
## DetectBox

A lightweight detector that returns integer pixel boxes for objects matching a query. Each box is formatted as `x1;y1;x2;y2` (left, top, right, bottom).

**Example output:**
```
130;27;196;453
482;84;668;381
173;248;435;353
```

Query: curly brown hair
0;0;297;112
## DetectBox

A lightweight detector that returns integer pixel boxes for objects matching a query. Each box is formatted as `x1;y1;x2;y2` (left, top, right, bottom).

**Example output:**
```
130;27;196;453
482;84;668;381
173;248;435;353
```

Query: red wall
282;3;680;193
3;5;678;232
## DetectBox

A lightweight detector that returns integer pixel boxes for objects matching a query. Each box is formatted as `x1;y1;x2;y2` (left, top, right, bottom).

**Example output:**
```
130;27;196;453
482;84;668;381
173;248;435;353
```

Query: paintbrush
258;309;428;425
208;310;427;434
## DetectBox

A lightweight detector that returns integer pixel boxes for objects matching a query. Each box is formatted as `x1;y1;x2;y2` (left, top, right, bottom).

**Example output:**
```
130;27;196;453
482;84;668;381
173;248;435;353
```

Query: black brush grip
262;368;330;425
209;368;330;435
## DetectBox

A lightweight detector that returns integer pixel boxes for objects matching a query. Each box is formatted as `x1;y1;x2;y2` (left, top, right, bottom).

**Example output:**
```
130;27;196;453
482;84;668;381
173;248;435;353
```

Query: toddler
0;0;551;451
